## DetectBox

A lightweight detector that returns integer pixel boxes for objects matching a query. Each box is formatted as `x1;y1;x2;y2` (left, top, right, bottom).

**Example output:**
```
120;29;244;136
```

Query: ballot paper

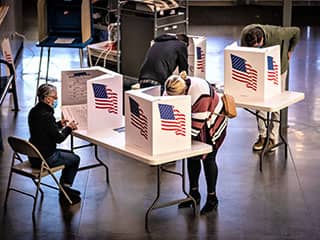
61;104;87;131
54;38;75;44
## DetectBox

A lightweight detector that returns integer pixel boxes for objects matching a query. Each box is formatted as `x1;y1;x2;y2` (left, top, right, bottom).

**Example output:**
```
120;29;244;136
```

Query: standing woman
164;74;228;215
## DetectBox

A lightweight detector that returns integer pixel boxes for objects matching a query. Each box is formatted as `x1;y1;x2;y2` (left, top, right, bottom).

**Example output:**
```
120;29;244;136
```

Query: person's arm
177;45;188;73
281;26;301;52
45;114;72;144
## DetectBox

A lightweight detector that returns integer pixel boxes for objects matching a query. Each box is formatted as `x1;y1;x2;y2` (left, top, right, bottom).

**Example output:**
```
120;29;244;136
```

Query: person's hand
288;51;292;60
67;121;78;131
61;119;69;127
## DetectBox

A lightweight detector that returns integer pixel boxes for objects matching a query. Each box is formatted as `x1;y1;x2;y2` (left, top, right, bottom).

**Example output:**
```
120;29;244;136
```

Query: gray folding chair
4;136;73;216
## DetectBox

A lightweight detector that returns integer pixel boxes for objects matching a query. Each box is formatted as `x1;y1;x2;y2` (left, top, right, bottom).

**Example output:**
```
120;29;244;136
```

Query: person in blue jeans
28;83;81;204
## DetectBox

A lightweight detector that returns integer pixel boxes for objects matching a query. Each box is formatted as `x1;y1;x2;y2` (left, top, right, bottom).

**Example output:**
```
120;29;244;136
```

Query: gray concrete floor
0;25;319;239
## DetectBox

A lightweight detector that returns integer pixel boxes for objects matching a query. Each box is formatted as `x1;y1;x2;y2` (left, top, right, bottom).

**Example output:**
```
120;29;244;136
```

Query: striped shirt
186;77;227;150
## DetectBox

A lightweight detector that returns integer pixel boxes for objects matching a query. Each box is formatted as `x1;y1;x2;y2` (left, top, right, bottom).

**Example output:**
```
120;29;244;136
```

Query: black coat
28;102;72;158
138;34;188;86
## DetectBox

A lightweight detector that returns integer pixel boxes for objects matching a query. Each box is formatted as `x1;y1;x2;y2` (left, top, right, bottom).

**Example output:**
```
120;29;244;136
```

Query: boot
178;190;201;208
200;194;218;215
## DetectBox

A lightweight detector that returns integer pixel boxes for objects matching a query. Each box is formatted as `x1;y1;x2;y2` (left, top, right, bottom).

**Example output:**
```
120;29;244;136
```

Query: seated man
28;83;81;204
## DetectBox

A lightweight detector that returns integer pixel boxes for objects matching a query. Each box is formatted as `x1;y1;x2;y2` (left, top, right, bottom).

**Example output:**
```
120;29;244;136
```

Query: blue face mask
52;99;58;109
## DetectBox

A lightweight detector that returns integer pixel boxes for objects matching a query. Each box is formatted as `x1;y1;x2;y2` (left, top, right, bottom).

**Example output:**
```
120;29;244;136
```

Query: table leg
45;47;51;83
79;48;83;68
259;112;271;171
145;165;161;233
70;135;110;183
11;73;19;111
35;47;44;103
278;115;288;159
144;159;196;232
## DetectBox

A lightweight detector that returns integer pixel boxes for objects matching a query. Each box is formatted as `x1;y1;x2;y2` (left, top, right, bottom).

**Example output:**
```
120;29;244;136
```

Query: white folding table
71;127;212;232
235;91;305;171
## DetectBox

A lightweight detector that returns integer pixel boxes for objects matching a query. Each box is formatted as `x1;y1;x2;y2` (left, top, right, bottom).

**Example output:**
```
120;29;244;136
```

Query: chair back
8;136;44;159
5;136;72;211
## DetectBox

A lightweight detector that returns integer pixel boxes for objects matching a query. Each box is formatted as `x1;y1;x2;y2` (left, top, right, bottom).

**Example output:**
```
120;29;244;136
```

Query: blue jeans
42;149;80;186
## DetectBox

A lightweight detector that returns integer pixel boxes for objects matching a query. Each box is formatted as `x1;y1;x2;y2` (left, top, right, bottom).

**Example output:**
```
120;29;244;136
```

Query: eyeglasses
47;95;58;100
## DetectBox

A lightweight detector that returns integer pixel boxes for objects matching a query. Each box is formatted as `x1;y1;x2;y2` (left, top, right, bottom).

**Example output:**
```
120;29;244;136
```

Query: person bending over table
240;24;300;152
138;33;189;94
164;73;228;215
28;83;81;204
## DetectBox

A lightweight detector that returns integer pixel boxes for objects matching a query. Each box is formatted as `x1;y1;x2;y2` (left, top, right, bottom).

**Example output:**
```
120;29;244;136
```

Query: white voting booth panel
188;35;206;79
87;72;123;133
125;87;191;155
61;66;110;105
61;67;122;132
224;43;281;101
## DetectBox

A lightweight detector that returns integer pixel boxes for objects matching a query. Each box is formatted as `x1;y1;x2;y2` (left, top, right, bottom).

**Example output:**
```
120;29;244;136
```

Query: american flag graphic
92;83;118;114
158;104;186;136
196;46;205;72
129;97;148;140
267;56;279;85
231;54;258;91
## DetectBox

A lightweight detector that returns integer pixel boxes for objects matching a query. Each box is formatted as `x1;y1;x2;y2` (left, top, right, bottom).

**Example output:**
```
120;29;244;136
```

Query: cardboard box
125;87;191;155
224;42;281;101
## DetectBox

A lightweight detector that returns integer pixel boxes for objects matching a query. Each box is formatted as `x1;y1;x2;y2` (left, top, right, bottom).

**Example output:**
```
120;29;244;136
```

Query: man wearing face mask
28;83;81;204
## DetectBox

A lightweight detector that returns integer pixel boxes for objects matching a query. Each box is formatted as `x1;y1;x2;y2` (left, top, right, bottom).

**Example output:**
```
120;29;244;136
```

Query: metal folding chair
4;136;73;216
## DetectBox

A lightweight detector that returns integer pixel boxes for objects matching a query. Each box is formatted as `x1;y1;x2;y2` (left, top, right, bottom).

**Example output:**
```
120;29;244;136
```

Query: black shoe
178;190;201;208
62;186;81;196
200;195;218;215
59;192;81;205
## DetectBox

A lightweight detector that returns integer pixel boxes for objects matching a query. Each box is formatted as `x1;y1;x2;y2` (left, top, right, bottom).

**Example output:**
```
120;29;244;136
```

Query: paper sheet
61;69;106;105
61;104;87;131
54;38;75;44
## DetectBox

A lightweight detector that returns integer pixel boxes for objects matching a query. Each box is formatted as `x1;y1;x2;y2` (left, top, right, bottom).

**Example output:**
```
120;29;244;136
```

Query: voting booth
125;87;191;155
61;66;123;133
37;0;92;46
87;73;122;132
188;35;206;79
224;43;281;101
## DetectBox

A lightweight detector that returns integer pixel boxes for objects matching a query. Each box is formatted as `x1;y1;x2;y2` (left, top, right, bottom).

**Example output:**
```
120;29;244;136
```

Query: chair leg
32;176;42;216
48;170;73;204
4;169;14;209
32;179;44;199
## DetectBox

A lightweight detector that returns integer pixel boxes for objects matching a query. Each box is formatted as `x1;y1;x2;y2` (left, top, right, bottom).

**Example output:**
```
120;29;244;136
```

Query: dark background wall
189;5;320;26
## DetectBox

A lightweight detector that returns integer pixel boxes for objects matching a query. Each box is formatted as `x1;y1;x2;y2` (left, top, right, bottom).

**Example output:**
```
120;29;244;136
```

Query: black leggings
187;150;218;194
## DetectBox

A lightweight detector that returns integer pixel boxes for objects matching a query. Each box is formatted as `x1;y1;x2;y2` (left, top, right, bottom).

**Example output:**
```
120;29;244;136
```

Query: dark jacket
138;34;188;85
240;24;300;73
28;101;72;159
